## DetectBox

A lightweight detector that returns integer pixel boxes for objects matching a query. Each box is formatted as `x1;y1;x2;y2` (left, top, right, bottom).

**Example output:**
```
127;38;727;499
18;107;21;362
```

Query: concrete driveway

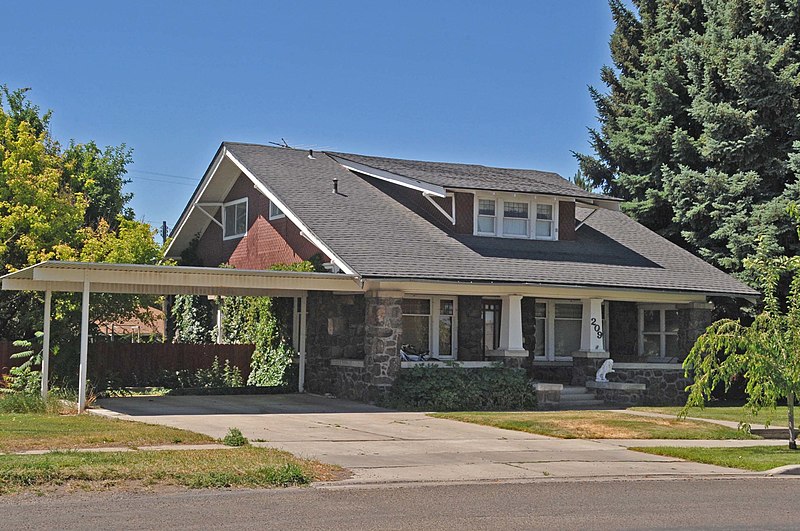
96;394;748;485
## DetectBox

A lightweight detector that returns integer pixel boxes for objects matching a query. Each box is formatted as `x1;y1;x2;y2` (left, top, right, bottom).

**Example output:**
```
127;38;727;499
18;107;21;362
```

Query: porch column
491;295;528;358
41;290;51;398
215;300;224;344
298;292;308;393
578;298;607;354
78;280;90;412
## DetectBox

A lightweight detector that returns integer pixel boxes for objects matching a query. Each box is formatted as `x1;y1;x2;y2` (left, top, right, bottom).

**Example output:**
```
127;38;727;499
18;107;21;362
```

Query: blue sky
3;1;616;229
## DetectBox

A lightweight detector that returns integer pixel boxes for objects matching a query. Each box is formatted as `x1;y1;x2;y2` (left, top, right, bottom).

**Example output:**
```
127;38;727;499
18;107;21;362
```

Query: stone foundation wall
531;364;572;384
607;365;692;406
592;387;645;406
572;357;606;386
329;365;368;402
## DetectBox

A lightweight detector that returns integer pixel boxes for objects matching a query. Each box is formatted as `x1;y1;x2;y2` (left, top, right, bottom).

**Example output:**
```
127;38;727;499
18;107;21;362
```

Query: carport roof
1;261;363;296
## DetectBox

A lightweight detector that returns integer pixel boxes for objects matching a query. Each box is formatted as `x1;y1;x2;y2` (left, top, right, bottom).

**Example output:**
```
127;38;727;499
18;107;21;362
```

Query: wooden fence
0;341;25;375
88;343;255;385
1;340;254;386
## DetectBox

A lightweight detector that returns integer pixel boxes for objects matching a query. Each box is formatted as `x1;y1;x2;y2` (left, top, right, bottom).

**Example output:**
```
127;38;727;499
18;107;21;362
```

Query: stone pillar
363;291;403;401
457;296;483;361
678;302;714;361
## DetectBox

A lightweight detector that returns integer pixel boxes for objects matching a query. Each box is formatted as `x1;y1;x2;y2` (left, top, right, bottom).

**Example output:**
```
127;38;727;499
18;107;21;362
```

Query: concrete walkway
93;394;778;485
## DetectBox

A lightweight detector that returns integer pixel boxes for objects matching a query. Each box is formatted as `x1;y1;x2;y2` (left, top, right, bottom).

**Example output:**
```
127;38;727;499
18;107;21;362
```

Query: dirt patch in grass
0;447;346;495
432;411;757;439
631;446;800;471
0;414;214;453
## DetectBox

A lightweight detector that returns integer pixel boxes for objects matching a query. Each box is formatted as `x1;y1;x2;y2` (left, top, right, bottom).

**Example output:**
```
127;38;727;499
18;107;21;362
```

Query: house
164;142;758;405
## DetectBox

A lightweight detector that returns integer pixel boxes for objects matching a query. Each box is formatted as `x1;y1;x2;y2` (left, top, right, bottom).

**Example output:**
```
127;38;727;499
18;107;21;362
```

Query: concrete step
561;385;590;395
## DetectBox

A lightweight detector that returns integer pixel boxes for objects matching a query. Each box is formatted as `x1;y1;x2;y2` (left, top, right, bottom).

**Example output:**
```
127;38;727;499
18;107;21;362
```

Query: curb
765;464;800;476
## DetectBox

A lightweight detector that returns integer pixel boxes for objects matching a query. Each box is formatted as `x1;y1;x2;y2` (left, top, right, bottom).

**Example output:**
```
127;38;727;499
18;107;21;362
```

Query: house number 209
590;317;603;339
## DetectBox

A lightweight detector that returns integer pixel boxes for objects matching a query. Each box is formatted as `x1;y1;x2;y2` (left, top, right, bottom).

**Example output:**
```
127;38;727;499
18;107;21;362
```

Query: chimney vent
332;178;339;194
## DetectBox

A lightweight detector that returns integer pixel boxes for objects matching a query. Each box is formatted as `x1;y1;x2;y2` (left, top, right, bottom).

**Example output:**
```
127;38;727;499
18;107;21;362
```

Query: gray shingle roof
224;142;758;298
328;151;616;201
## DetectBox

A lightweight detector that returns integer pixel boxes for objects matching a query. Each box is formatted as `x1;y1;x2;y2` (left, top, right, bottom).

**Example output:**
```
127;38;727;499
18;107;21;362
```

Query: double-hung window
503;201;529;237
534;300;608;360
401;297;457;358
477;199;496;234
535;204;554;238
639;306;680;358
222;198;248;240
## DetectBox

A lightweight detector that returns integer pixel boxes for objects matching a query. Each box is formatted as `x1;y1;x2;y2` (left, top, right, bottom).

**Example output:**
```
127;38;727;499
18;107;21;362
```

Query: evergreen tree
578;1;800;282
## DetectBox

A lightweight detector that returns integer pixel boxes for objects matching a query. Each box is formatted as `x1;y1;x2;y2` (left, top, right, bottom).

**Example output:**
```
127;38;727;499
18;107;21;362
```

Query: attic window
222;198;248;240
269;200;285;220
474;193;558;241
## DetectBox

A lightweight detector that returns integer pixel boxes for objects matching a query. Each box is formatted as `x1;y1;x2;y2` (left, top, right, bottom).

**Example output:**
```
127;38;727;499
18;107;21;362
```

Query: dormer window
222;198;248;240
503;201;529;237
474;194;558;240
477;199;496;234
536;204;554;238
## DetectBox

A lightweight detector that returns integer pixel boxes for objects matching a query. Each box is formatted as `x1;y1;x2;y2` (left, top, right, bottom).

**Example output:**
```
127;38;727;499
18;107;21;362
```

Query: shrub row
381;365;536;411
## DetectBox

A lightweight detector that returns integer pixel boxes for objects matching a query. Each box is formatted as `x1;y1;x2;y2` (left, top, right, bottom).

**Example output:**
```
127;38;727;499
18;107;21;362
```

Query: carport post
41;290;51;398
78;280;90;412
299;292;307;393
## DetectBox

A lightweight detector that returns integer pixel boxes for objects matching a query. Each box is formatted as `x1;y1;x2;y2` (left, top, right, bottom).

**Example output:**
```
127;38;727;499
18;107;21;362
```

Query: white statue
595;359;615;382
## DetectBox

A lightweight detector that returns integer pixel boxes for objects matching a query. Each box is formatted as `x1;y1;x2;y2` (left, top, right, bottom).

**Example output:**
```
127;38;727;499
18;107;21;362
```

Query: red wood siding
195;173;323;269
558;201;576;241
454;192;474;234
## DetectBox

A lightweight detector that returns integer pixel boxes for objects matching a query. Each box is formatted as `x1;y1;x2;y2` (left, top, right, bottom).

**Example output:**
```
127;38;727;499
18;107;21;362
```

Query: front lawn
0;413;214;453
432;411;757;439
630;446;800;471
0;447;342;495
631;406;789;427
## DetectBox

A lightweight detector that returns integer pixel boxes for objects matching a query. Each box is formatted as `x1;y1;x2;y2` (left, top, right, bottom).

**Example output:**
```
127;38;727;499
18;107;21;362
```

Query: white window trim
473;192;560;241
638;304;679;358
269;200;285;220
402;295;458;359
535;299;608;361
222;198;248;240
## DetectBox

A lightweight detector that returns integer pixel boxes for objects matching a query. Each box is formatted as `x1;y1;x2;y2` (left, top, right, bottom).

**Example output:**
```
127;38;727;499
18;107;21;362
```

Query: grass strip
0;413;214;453
431;411;756;439
630;445;800;471
0;447;340;495
630;406;788;427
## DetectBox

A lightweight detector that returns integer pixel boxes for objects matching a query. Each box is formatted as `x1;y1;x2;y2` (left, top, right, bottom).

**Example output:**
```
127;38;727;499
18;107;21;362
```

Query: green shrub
222;427;248;447
0;392;71;414
382;366;536;411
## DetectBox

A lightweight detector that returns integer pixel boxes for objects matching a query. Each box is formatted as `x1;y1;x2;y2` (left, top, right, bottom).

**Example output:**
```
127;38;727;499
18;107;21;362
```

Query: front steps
533;382;607;410
557;385;606;410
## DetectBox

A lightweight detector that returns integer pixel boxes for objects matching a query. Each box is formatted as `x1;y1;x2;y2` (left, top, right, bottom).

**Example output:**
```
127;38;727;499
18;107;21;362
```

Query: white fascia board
363;279;715;304
329;155;446;198
164;147;227;257
224;150;359;276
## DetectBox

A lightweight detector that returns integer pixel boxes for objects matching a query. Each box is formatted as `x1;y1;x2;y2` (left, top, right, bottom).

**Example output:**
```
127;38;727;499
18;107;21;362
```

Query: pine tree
579;1;800;282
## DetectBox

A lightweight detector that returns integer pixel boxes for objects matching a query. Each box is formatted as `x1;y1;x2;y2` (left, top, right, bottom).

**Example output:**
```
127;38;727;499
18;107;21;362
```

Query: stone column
678;302;713;361
363;291;403;401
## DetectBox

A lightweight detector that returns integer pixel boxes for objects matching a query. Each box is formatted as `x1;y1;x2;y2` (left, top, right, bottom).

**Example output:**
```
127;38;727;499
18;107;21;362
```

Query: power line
129;176;195;186
128;169;198;182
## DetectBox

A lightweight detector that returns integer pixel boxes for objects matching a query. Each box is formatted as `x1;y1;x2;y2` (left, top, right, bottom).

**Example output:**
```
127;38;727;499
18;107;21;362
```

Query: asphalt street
2;477;798;530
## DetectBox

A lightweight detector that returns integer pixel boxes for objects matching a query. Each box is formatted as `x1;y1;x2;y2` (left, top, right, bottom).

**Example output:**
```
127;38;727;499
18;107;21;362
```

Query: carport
1;261;363;411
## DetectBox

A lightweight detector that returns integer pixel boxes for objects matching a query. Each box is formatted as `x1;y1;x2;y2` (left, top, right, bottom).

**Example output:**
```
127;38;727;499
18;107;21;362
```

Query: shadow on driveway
97;393;390;416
